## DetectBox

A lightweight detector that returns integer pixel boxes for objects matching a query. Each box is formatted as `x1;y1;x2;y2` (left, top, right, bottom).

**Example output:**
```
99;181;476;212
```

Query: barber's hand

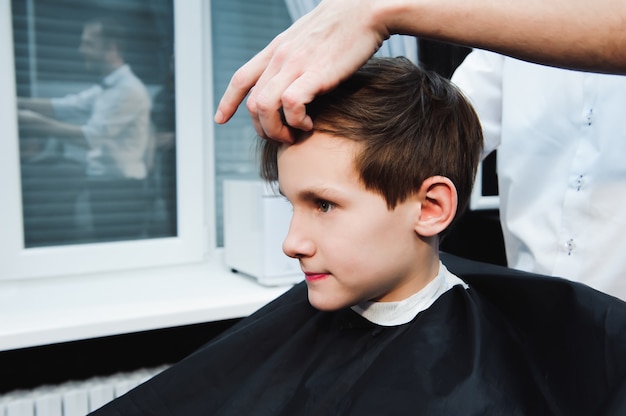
214;0;388;143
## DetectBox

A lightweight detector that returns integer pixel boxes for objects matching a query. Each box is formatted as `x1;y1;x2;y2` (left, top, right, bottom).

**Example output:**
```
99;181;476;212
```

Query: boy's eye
317;200;334;213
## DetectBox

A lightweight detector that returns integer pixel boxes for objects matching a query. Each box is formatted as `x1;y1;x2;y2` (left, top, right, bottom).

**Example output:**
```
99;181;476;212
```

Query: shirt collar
100;64;130;89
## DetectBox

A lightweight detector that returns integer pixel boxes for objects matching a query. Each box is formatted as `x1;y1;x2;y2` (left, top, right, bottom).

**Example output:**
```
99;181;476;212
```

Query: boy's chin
307;288;355;312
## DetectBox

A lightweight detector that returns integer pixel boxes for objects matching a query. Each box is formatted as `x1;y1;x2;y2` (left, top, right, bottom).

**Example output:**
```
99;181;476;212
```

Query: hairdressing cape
90;253;626;415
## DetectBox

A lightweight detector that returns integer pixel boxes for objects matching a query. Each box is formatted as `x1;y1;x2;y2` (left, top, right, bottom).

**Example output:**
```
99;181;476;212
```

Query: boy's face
278;132;432;311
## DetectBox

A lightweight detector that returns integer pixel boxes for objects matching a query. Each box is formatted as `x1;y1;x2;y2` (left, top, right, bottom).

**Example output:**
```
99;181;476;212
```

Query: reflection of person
18;17;152;241
90;58;626;415
451;50;626;301
214;0;626;143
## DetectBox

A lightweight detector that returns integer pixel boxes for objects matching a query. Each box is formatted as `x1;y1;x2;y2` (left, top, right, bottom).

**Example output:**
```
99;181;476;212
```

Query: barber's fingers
244;35;312;142
282;70;333;131
214;43;275;125
247;96;294;144
248;67;323;143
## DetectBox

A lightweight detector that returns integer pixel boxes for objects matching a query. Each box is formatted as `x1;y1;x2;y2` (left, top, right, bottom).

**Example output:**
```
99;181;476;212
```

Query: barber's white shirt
52;64;152;179
452;50;626;301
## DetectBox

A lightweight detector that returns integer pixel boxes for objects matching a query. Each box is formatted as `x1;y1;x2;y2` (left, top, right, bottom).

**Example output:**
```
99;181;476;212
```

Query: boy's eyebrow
278;186;339;202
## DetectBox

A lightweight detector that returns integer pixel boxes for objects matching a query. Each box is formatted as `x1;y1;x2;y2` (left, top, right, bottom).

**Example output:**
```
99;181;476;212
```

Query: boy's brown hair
260;56;483;229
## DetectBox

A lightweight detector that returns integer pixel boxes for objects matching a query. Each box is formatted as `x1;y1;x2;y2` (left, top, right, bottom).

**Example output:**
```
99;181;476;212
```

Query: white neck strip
350;262;468;326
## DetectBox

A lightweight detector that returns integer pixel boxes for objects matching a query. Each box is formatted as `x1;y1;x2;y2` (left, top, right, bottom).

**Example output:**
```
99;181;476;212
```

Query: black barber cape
90;254;626;415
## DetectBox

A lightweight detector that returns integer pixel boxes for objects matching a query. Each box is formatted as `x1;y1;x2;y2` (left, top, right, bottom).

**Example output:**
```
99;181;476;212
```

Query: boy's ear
414;176;458;237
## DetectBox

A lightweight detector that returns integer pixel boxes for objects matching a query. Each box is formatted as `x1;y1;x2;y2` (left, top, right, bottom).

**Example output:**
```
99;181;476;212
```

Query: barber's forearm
17;97;56;118
54;123;87;147
377;0;626;74
41;118;88;148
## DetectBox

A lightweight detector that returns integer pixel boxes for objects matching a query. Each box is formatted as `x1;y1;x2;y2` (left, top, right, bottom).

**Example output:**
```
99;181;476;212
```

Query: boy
91;58;626;415
259;56;482;315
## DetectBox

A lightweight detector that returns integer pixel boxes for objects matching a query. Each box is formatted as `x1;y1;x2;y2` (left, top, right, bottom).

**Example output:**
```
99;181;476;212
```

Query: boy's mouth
304;272;330;282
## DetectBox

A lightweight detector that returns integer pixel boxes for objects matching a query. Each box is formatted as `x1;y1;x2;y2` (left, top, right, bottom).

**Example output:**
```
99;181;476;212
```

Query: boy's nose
282;216;315;259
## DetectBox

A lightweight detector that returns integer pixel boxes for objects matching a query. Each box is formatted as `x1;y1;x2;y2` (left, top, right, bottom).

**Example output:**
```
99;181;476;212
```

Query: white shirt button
575;174;584;191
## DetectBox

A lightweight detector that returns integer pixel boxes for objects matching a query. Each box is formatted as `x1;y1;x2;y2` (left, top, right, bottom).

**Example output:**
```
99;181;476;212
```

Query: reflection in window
13;0;176;248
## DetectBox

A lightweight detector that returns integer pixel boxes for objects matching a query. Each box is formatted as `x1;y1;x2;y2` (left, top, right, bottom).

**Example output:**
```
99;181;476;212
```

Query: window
0;0;293;281
0;0;205;278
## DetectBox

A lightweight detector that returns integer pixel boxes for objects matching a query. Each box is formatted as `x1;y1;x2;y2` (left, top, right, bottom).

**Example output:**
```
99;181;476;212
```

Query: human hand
214;0;389;143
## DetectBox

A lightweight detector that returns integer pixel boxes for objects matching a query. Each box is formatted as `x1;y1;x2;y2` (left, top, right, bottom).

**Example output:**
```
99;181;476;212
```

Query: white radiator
0;365;168;416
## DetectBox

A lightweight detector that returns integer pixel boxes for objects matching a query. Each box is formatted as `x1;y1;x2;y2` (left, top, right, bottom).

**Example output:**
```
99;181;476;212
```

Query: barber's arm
18;97;56;118
215;0;626;143
18;109;86;147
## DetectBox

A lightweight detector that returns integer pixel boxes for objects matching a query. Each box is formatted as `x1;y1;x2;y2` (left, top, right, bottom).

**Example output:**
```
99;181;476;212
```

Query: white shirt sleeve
451;49;505;159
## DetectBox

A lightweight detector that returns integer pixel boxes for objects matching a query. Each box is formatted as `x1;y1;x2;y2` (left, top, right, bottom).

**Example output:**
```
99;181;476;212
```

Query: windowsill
0;249;294;352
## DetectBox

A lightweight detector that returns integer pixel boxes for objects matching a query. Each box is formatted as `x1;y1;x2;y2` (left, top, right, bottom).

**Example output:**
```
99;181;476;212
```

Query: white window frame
0;0;215;280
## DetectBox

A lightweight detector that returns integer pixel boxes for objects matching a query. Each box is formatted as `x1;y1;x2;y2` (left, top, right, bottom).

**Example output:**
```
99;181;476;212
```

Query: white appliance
223;179;303;286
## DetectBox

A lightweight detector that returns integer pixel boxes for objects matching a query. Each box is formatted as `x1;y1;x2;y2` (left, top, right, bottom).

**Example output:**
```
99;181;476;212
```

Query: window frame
0;0;215;280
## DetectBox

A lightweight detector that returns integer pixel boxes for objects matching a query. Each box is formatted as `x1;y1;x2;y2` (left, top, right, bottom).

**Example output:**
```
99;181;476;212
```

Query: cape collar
351;262;468;326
